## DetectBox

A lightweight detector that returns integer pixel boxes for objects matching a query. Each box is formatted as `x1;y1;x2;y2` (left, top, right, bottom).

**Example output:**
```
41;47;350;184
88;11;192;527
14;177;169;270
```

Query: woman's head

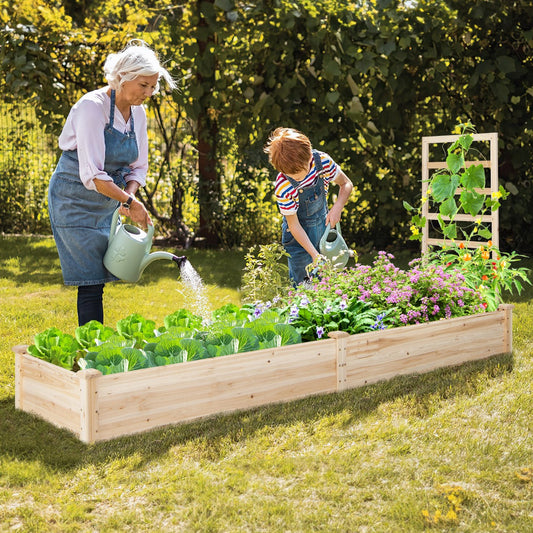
264;127;312;176
104;40;176;94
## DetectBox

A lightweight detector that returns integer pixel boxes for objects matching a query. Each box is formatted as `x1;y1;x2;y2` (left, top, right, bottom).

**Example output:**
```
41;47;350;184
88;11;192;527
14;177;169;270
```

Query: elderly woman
48;41;176;326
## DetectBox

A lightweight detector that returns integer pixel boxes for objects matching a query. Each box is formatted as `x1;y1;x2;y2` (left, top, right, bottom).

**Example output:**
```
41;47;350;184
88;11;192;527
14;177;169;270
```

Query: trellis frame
421;132;499;255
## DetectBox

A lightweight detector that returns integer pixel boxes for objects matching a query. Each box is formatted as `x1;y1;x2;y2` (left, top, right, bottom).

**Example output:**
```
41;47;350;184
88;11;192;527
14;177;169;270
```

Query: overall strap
109;90;116;127
312;150;323;173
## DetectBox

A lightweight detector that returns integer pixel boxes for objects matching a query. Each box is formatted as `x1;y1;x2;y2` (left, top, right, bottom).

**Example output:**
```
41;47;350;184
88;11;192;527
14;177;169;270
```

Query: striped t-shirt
274;150;339;216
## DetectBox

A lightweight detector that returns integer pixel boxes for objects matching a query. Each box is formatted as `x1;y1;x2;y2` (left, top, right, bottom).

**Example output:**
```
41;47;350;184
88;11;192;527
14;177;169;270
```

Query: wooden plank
328;331;349;391
427;160;492;169
426;238;489;249
14;352;81;433
343;311;507;388
79;369;101;444
423;133;497;144
426;213;493;222
93;340;338;441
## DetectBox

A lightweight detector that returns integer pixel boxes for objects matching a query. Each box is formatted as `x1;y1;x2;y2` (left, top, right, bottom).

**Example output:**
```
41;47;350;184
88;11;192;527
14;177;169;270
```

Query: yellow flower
475;217;482;225
410;225;419;236
422;196;428;204
491;191;502;199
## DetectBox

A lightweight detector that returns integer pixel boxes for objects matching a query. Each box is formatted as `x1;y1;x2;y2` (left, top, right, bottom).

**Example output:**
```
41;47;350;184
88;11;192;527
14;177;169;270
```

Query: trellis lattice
421;132;499;255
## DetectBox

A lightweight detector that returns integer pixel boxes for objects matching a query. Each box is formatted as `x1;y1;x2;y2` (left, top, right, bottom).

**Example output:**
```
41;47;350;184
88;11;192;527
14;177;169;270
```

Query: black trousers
77;284;105;326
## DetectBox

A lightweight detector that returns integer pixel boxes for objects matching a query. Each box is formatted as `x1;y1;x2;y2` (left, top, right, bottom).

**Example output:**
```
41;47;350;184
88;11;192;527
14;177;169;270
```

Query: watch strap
122;194;134;209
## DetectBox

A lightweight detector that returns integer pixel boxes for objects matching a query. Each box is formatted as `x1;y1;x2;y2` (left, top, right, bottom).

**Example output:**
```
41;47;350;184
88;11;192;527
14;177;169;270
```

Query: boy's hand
305;254;327;278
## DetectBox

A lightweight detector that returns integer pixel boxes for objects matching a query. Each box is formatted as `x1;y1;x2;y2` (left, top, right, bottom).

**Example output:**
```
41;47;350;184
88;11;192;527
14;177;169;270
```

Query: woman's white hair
104;39;176;93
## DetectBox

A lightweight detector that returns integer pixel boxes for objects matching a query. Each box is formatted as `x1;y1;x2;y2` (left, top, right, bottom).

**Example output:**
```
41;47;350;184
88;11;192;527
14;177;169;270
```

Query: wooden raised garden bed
13;304;513;444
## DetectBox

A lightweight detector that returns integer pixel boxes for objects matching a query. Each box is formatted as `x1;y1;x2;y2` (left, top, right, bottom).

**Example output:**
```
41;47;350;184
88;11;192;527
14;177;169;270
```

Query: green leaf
273;323;301;345
459;190;485;216
458;134;473;151
231;327;260;353
478;227;493;239
461;164;485;190
431;173;460;202
439;197;458;219
446;152;465;174
75;320;115;349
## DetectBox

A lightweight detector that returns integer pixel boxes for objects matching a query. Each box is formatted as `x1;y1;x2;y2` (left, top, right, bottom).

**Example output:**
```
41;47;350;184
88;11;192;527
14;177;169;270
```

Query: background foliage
0;0;531;252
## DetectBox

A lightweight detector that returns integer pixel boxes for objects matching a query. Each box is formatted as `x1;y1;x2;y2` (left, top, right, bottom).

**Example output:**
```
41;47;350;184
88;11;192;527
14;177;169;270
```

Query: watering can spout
139;251;181;278
172;255;187;268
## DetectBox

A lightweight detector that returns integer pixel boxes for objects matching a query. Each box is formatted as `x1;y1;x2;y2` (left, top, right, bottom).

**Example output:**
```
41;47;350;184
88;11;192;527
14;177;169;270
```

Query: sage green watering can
103;208;186;283
319;223;352;270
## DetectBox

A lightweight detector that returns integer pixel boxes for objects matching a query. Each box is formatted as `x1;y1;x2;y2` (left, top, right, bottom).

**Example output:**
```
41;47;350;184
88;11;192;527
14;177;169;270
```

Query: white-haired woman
48;40;176;326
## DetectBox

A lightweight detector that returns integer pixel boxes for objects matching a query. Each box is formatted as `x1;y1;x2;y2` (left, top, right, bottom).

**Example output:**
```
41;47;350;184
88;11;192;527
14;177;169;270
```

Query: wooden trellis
421;132;499;255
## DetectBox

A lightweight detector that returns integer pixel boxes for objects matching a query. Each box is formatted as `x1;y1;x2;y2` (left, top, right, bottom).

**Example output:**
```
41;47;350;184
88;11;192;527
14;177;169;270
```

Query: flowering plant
258;251;486;341
426;241;530;311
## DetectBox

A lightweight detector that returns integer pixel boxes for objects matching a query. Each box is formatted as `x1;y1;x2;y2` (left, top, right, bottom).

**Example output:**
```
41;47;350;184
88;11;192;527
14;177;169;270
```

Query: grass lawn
1;236;532;532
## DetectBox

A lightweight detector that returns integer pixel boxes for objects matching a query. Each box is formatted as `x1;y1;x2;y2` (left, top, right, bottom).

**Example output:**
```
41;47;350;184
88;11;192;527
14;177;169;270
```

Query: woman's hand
119;197;152;229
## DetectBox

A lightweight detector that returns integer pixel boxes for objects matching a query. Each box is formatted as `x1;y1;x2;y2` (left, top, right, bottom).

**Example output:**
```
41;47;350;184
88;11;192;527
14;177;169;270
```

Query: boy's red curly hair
264;127;312;176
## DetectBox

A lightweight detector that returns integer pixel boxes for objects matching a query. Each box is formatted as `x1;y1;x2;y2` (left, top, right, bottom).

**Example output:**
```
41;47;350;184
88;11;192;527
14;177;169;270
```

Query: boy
264;127;353;285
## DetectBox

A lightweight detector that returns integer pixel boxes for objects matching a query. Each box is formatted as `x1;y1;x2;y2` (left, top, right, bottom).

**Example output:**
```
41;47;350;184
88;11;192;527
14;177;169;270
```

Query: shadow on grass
0;236;246;290
0;351;514;471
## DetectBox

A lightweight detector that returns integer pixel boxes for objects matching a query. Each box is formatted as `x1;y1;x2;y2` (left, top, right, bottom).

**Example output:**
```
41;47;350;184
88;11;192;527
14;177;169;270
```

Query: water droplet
179;260;211;323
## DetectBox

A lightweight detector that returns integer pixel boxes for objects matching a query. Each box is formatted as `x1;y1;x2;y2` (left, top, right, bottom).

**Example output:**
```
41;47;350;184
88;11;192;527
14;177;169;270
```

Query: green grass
1;236;532;532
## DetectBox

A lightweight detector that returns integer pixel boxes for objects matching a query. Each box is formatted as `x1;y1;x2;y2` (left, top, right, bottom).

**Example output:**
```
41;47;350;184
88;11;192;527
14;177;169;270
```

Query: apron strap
109;89;134;133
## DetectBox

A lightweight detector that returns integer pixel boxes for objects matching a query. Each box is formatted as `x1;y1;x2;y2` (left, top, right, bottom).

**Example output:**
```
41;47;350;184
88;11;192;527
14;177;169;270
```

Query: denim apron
281;150;328;285
48;90;138;286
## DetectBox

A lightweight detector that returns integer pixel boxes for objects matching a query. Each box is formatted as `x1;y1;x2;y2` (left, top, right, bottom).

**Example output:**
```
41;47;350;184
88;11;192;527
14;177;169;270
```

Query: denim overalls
48;90;138;286
281;150;328;285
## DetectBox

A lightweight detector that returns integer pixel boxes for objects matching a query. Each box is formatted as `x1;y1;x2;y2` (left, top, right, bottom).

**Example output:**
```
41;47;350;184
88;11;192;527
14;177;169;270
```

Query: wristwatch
122;194;134;209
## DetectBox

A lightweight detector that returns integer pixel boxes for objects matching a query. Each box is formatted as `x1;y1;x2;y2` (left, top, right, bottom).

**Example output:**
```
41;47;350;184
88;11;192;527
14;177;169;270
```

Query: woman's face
119;74;159;105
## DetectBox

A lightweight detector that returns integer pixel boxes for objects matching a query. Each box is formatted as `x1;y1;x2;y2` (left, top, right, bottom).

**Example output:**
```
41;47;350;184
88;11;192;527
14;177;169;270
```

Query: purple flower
316;326;324;339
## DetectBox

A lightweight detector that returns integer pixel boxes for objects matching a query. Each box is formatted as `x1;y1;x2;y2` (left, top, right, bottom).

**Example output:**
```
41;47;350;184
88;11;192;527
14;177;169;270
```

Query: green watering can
103;208;186;283
319;222;352;270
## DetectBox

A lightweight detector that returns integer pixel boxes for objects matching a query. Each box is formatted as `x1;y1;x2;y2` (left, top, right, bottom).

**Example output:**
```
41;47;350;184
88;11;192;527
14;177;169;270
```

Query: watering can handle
145;223;155;253
108;208;121;246
319;222;342;249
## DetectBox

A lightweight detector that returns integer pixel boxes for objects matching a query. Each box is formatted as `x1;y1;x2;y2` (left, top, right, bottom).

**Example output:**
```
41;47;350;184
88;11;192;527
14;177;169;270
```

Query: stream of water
179;260;212;323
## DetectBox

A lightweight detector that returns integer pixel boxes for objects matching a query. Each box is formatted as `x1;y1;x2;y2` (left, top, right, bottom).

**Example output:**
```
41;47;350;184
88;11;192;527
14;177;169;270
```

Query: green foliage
27;327;81;369
1;0;533;252
405;122;509;244
75;320;115;349
286;297;381;342
28;306;302;374
426;243;531;312
241;243;291;304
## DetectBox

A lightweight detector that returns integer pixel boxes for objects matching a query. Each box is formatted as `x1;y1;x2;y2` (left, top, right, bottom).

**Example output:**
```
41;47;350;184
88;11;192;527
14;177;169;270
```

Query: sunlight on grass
1;236;532;531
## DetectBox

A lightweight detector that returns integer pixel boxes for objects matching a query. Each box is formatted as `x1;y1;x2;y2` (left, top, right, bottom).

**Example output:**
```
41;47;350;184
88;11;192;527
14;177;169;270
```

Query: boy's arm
326;170;353;227
285;213;321;261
